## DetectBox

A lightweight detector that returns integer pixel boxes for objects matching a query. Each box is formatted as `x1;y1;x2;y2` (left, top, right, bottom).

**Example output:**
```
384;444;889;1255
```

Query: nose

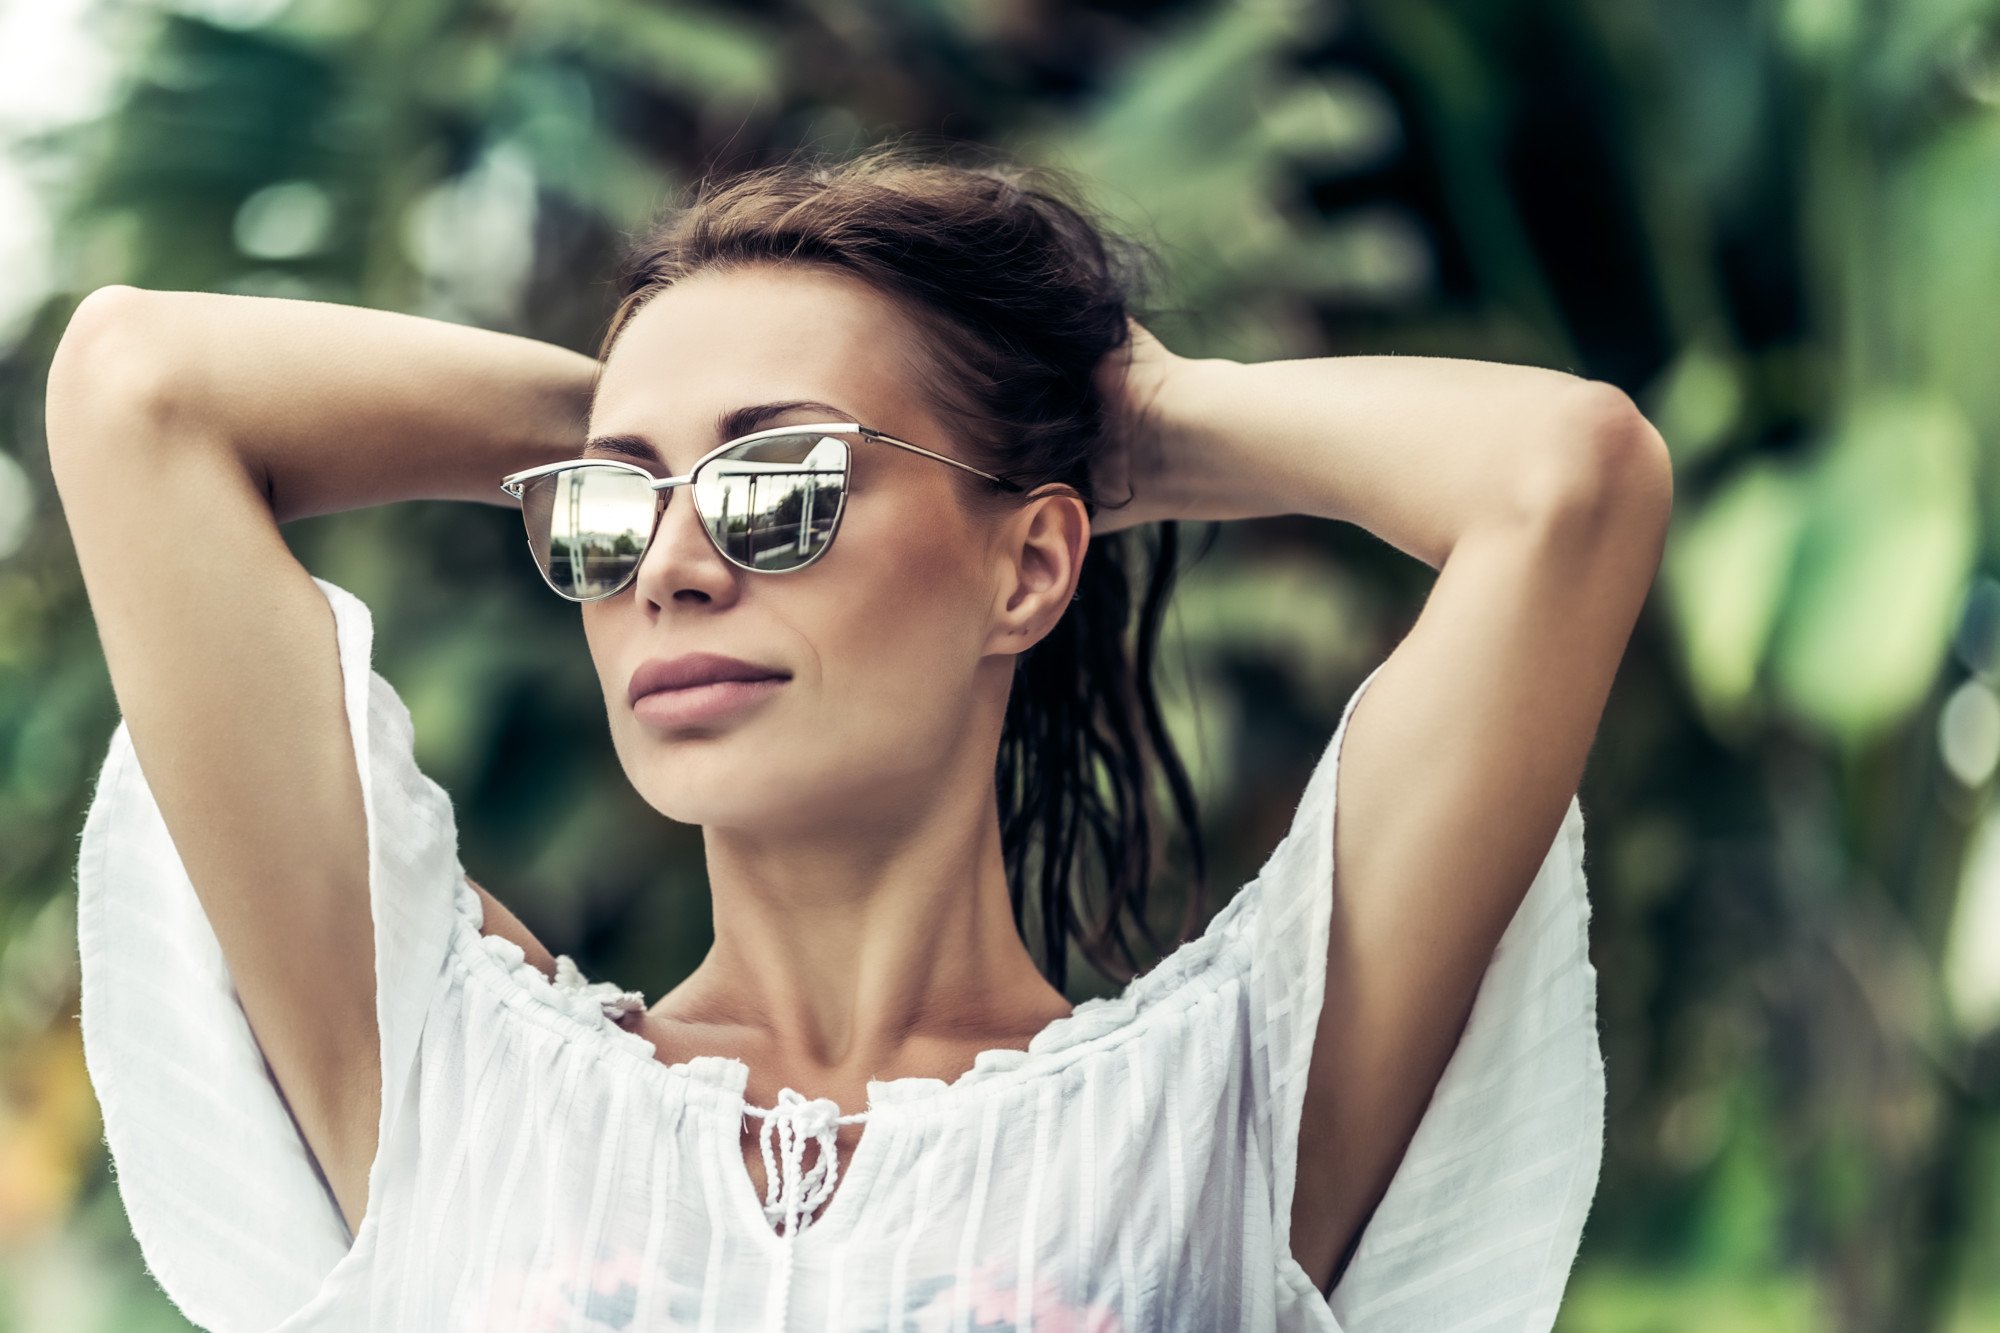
630;481;738;608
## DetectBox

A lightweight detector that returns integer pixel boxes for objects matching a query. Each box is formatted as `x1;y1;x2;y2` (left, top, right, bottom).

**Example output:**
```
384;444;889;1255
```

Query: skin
575;264;1090;1197
47;258;1671;1301
1111;344;1672;1293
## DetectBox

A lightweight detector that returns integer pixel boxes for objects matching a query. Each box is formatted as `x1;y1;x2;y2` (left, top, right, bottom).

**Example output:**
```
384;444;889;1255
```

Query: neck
653;783;1069;1083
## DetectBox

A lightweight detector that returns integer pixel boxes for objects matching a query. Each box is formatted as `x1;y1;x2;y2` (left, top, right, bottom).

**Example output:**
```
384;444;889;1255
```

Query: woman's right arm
47;285;597;1239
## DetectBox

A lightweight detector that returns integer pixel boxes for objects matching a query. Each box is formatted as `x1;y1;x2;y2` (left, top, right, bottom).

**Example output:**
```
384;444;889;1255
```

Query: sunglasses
498;421;1026;602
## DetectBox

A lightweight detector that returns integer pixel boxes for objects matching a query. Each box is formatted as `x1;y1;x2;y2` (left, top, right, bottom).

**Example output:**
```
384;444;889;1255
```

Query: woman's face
580;262;1081;837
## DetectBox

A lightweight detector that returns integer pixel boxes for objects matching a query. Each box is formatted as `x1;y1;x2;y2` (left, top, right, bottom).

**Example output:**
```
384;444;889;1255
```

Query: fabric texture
74;575;1605;1332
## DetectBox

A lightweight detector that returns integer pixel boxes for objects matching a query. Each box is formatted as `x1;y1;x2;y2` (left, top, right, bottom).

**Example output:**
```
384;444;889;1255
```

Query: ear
986;486;1090;657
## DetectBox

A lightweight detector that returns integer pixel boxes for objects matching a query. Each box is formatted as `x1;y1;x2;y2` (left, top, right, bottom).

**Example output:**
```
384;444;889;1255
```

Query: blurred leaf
524;0;780;107
1662;457;1810;731
1643;340;1747;471
1770;391;1978;745
1253;70;1401;173
1891;110;2000;459
1944;793;2000;1039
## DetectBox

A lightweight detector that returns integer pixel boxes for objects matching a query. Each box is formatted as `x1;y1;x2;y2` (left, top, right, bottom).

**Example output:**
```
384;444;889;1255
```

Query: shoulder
465;876;559;984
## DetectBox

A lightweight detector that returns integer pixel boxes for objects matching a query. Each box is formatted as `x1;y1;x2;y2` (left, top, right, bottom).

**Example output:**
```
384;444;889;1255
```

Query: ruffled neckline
452;871;1256;1114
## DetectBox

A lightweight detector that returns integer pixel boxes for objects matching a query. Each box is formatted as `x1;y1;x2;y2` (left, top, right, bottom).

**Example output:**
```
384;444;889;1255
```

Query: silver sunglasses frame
498;420;1025;600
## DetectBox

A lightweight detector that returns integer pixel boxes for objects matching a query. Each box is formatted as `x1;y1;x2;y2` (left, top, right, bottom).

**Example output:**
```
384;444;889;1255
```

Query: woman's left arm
1098;329;1672;1293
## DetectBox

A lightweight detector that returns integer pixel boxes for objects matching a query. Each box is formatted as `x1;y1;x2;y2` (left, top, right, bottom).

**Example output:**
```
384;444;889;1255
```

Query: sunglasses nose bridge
638;474;694;554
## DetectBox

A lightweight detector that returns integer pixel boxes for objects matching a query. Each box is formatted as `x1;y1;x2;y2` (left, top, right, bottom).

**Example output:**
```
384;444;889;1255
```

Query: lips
628;653;791;707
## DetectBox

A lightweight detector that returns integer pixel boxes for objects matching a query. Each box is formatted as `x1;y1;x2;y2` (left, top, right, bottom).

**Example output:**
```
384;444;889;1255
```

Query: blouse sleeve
1217;658;1605;1329
73;575;481;1333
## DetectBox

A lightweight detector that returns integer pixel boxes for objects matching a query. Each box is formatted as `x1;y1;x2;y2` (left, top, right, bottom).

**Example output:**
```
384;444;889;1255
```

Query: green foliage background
2;0;1997;1327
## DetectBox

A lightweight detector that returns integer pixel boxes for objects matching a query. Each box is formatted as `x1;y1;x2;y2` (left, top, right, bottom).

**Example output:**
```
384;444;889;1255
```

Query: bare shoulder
465;876;559;983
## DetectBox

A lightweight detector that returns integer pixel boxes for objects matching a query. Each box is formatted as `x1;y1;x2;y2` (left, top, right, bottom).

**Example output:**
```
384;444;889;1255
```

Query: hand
1088;317;1191;536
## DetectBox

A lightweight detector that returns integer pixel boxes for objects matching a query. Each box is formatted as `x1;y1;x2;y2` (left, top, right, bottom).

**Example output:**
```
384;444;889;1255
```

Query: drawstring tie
743;1089;869;1240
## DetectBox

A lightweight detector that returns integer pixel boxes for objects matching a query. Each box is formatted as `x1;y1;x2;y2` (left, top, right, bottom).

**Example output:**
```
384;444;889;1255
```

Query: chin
616;737;772;808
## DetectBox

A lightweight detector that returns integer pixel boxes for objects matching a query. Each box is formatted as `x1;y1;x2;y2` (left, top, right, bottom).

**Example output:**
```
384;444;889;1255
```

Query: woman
53;143;1668;1331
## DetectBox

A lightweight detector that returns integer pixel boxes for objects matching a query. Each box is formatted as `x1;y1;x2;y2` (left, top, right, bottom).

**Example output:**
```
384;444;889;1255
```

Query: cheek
581;607;615;692
582;605;637;734
817;499;986;714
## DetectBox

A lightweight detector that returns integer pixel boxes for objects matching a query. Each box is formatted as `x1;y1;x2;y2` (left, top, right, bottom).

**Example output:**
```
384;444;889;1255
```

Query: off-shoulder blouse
74;575;1605;1331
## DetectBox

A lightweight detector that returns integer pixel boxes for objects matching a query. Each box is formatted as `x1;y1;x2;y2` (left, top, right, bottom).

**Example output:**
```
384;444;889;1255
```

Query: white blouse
74;576;1606;1332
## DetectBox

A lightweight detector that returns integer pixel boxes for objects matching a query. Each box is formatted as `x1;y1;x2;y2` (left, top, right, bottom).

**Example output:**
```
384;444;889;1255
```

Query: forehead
590;264;927;462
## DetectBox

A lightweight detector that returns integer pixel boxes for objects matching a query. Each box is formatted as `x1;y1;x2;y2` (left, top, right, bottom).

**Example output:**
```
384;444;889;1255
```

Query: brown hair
594;136;1216;993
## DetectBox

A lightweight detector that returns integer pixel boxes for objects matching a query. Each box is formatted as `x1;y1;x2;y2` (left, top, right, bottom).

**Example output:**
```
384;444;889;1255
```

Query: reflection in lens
520;464;657;598
694;433;848;571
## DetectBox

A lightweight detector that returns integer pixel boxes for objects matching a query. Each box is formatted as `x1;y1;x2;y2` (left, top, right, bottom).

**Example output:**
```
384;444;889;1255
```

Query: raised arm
47;285;595;1237
1104;333;1672;1293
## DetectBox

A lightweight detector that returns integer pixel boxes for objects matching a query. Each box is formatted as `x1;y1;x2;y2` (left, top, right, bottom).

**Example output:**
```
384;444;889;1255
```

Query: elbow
47;286;186;485
47;286;180;436
51;285;157;396
1572;379;1673;506
1513;379;1674;539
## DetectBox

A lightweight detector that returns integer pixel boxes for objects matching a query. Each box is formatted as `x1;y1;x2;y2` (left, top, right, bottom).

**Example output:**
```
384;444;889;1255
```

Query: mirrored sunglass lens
694;433;848;571
520;465;657;599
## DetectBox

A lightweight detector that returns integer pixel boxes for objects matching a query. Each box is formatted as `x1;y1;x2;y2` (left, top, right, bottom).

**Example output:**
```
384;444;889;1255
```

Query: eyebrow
582;399;856;469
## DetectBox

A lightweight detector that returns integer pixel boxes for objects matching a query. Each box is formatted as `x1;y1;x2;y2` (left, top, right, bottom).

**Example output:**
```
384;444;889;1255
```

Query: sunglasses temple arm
874;435;1023;490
